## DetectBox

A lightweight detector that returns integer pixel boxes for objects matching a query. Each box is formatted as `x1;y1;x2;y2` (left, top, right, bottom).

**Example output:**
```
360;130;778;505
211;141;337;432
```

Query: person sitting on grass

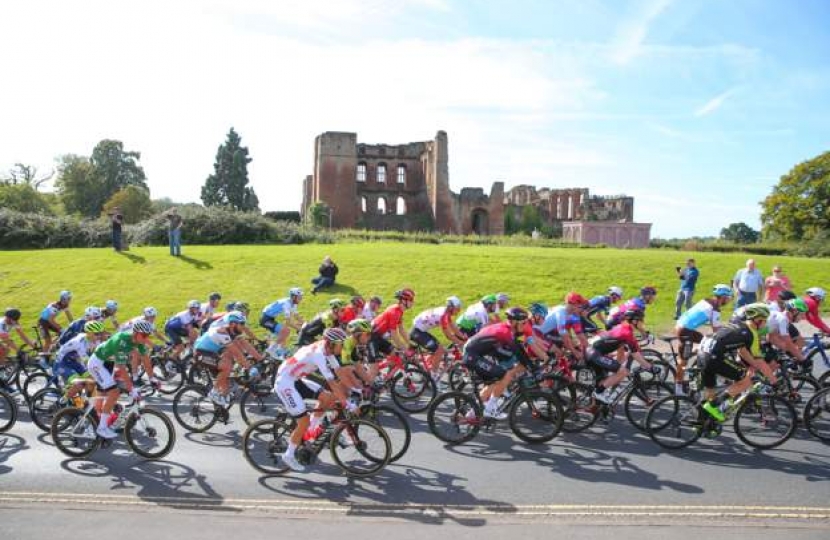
311;256;338;295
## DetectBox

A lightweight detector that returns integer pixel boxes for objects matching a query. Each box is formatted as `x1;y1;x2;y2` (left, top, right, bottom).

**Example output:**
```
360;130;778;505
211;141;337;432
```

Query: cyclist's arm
525;336;549;362
630;350;652;370
737;347;776;384
768;331;803;361
805;310;830;334
64;310;73;324
110;317;120;330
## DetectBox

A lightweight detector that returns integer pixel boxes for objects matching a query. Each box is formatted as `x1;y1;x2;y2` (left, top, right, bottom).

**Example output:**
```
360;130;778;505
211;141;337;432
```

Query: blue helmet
528;302;548;317
228;312;246;324
712;284;733;298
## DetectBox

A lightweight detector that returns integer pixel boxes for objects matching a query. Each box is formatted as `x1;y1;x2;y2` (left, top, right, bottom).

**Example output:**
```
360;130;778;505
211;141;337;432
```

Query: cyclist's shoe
96;423;118;439
483;407;508;421
592;388;611;405
702;401;726;423
281;452;306;472
208;388;228;407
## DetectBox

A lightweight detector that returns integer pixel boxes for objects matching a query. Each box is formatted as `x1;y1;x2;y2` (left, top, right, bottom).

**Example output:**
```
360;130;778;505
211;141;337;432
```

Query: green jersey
93;331;147;365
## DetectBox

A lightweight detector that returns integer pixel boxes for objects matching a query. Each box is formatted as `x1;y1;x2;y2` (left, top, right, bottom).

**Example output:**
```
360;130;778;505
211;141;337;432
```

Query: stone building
503;185;634;224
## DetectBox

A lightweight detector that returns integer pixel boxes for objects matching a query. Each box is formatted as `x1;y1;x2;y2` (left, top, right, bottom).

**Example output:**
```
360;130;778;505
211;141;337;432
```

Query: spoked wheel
447;363;472;392
734;394;797;450
391;365;436;413
125;408;176;459
641;349;674;384
359;404;411;462
508;390;564;444
50;407;101;458
557;382;599;433
330;419;391;477
645;395;704;450
239;385;286;426
152;358;185;395
172;385;218;432
426;391;481;444
804;386;830;442
187;364;213;387
624;380;674;431
0;389;17;433
21;372;51;403
242;419;294;475
29;387;64;432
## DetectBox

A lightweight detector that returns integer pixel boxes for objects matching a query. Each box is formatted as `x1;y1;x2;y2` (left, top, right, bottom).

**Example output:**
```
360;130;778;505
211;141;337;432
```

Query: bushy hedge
649;238;795;256
0;209;111;249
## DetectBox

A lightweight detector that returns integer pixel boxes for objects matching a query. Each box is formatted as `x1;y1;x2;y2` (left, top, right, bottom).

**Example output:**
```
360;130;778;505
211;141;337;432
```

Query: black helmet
777;290;796;302
209;292;222;301
4;308;21;321
624;309;644;322
505;307;529;322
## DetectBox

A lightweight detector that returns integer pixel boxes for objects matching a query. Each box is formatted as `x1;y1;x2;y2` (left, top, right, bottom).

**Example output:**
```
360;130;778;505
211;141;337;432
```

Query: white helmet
446;296;462;309
289;287;303;298
132;320;154;334
143;306;158;318
105;300;118;311
607;286;623;298
806;287;826;301
187;299;201;309
84;306;102;319
59;290;72;302
496;292;510;303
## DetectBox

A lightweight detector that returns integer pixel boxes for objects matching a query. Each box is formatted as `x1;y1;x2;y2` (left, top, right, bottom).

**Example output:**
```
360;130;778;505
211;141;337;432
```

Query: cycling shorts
677;328;704;344
86;354;117;391
699;352;746;389
586;347;622;374
274;377;323;418
54;355;89;384
259;315;280;334
409;328;439;353
165;323;190;345
38;319;61;336
462;353;506;383
367;333;394;364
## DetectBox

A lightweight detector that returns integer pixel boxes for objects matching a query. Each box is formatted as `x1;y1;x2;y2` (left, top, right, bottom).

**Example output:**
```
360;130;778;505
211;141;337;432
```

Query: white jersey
361;306;377;320
277;341;339;381
413;307;447;332
120;316;151;332
767;311;790;336
0;317;19;337
768;302;783;313
462;302;490;328
56;333;96;362
200;302;216;320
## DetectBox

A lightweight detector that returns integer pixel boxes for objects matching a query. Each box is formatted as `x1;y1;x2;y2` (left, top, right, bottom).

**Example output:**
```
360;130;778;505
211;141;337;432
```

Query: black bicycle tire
426;391;481;444
734;394;797;450
360;404;411;462
623;380;674;431
508;389;564;444
645;394;703;450
804;386;830;442
0;389;17;433
329;418;391;477
390;365;436;413
242;419;293;475
50;407;100;458
172;384;219;433
29;387;63;432
239;385;286;426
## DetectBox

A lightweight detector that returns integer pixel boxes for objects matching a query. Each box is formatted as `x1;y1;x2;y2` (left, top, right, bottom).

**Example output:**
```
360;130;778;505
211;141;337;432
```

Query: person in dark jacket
311;256;338;294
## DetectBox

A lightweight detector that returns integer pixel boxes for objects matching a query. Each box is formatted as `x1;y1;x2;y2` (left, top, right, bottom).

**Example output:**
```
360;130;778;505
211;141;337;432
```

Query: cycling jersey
536;305;583;336
194;326;233;354
677;299;721;331
262;298;297;320
0;317;20;338
585;295;613;317
200;302;216;320
607;297;647;328
339;337;366;367
372;305;404;335
591;322;640;355
804;296;830;334
39;301;68;321
766;311;790;337
277;341;339;381
56;333;96;363
166;309;198;330
699;323;760;359
210;310;245;331
339;306;360;325
361;306;377;320
413;307;452;332
93;331;147;365
463;322;529;362
456;303;490;333
58;318;88;346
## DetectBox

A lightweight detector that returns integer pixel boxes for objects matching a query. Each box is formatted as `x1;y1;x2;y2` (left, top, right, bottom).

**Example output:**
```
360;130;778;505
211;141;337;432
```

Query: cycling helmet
607;286;623;298
227;312;246;324
59;290;72;302
394;288;415;302
777;290;796;302
84;306;102;319
712;284;733;298
346;318;372;334
640;286;657;296
132;320;154;334
528;302;548;317
806;287;827;301
351;295;365;308
84;320;106;334
787;298;808;313
446;296;462;309
233;301;250;314
4;308;21;321
743;303;771;320
288;287;303;298
323;327;348;343
187;299;201;309
329;298;345;310
369;295;382;304
143;306;158;317
225;301;237;311
505;307;529;322
496;293;510;303
481;294;497;306
565;292;588;306
209;292;222;301
624;309;644;322
105;300;118;311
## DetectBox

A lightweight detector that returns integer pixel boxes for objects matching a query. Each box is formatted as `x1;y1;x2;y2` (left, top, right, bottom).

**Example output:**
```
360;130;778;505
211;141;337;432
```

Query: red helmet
394;288;415;302
565;292;588;306
351;295;365;309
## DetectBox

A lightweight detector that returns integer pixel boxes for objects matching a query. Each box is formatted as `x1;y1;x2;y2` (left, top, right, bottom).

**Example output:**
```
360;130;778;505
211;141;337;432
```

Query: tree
761;150;830;241
0;184;54;214
720;222;760;244
201;128;259;211
520;205;543;235
306;202;330;228
2;163;53;189
102;186;153;223
55;154;100;216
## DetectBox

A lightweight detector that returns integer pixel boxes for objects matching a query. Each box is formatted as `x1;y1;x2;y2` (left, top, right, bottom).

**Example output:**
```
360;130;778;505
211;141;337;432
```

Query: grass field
0;243;827;337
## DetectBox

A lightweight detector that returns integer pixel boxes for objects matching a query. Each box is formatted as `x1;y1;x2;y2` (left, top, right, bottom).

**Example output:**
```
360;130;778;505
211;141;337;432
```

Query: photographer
110;206;124;252
673;258;699;320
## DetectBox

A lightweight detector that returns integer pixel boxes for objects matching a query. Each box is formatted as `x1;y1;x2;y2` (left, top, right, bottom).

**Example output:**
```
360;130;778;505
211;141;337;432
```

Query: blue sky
1;0;828;237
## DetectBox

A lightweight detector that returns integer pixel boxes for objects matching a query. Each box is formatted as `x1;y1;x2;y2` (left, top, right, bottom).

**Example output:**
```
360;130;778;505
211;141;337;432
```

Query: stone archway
471;208;489;235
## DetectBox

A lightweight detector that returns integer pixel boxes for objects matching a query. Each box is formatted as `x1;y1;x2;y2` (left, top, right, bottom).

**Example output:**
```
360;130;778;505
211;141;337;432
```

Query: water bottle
106;404;124;427
248;366;260;380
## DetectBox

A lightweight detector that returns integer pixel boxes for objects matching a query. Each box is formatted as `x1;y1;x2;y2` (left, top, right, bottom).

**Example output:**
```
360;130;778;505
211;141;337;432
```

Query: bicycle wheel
804;386;830;442
624;380;674;431
426;391;481;444
172;385;218;432
242;419;294;474
360;404;411;462
820;370;830;387
21;372;51;403
29;387;64;432
187;363;212;387
448;363;472;391
124;408;176;459
391;365;436;413
557;382;599;433
153;358;185;395
0;389;17;433
508;389;564;444
50;407;100;458
734;394;797;450
239;385;286;426
329;419;391;477
645;395;703;450
785;374;820;412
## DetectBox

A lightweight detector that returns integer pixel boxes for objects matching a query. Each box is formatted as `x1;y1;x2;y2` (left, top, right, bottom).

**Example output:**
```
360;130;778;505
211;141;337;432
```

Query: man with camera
673;258;699;320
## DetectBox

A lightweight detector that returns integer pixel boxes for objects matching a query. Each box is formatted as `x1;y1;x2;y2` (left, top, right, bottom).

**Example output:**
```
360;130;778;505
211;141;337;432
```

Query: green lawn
1;244;827;337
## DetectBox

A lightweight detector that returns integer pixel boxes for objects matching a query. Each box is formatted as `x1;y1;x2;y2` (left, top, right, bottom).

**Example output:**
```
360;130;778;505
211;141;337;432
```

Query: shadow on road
0;433;29;475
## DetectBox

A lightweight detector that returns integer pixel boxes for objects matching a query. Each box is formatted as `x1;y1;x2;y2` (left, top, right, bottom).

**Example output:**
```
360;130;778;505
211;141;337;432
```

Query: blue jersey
166;309;198;330
677;299;720;331
586;295;612;317
262;298;297;319
58;318;87;346
679;267;699;292
535;305;582;336
40;302;66;321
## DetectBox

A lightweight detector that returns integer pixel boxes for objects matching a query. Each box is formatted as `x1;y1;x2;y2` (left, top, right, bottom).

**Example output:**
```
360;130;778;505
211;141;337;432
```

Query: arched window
396;196;406;215
356;162;367;182
361;196;367;213
377;197;387;214
397;164;406;184
377;163;387;184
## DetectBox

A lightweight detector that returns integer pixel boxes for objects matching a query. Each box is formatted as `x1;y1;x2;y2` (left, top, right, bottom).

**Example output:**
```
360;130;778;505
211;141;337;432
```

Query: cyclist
462;307;547;419
582;286;623;334
587;309;655;404
86;321;155;439
210;306;263;362
193;311;251;406
200;292;223;327
57;306;103;347
766;298;809;363
296;299;344;346
698;303;777;422
164;300;201;358
338;318;373;393
409;296;467;380
490;292;510;322
120;307;167;343
100;300;120;330
367;289;415;382
456;294;498;338
536;292;591;362
607;286;657;329
38;290;74;351
803;287;830;335
275;327;353;472
528;302;564;358
260;288;304;357
673;284;734;395
0;309;38;377
338;296;365;326
54;320;107;406
363;296;382;320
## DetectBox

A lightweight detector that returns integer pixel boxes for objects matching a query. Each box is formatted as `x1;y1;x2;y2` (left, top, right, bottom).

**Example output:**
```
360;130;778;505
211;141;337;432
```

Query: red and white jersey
276;341;339;381
412;307;451;332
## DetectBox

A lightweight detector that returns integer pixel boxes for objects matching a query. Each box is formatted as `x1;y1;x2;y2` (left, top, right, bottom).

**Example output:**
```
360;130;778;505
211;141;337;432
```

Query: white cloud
695;87;740;117
610;0;674;65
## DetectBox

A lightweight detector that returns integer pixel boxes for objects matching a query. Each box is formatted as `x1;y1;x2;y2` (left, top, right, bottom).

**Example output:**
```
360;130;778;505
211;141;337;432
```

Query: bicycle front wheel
0;389;17;433
330;419;391;477
239;385;286;426
125;408;176;459
623;380;674;431
557;382;599;433
360;404;411;462
172;385;218;432
50;407;100;458
509;390;564;444
391;365;436;413
426;391;481;444
242;419;294;475
153;359;185;395
29;387;63;432
645;395;703;450
804;386;830;442
734;394;797;450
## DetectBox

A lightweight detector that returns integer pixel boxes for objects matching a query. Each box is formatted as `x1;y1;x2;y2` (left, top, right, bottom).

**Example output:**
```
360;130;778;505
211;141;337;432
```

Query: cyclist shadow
257;464;511;526
59;455;235;512
184;430;243;450
0;433;29;475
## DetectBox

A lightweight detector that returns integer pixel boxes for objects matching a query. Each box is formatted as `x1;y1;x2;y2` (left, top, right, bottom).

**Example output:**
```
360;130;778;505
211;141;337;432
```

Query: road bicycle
0;386;16;433
803;385;830;442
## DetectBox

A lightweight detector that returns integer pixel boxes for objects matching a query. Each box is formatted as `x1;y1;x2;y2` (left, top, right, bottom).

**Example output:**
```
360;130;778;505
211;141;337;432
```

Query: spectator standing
764;266;791;302
167;208;183;257
732;258;765;308
673;258;699;319
311;255;339;295
110;207;124;252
